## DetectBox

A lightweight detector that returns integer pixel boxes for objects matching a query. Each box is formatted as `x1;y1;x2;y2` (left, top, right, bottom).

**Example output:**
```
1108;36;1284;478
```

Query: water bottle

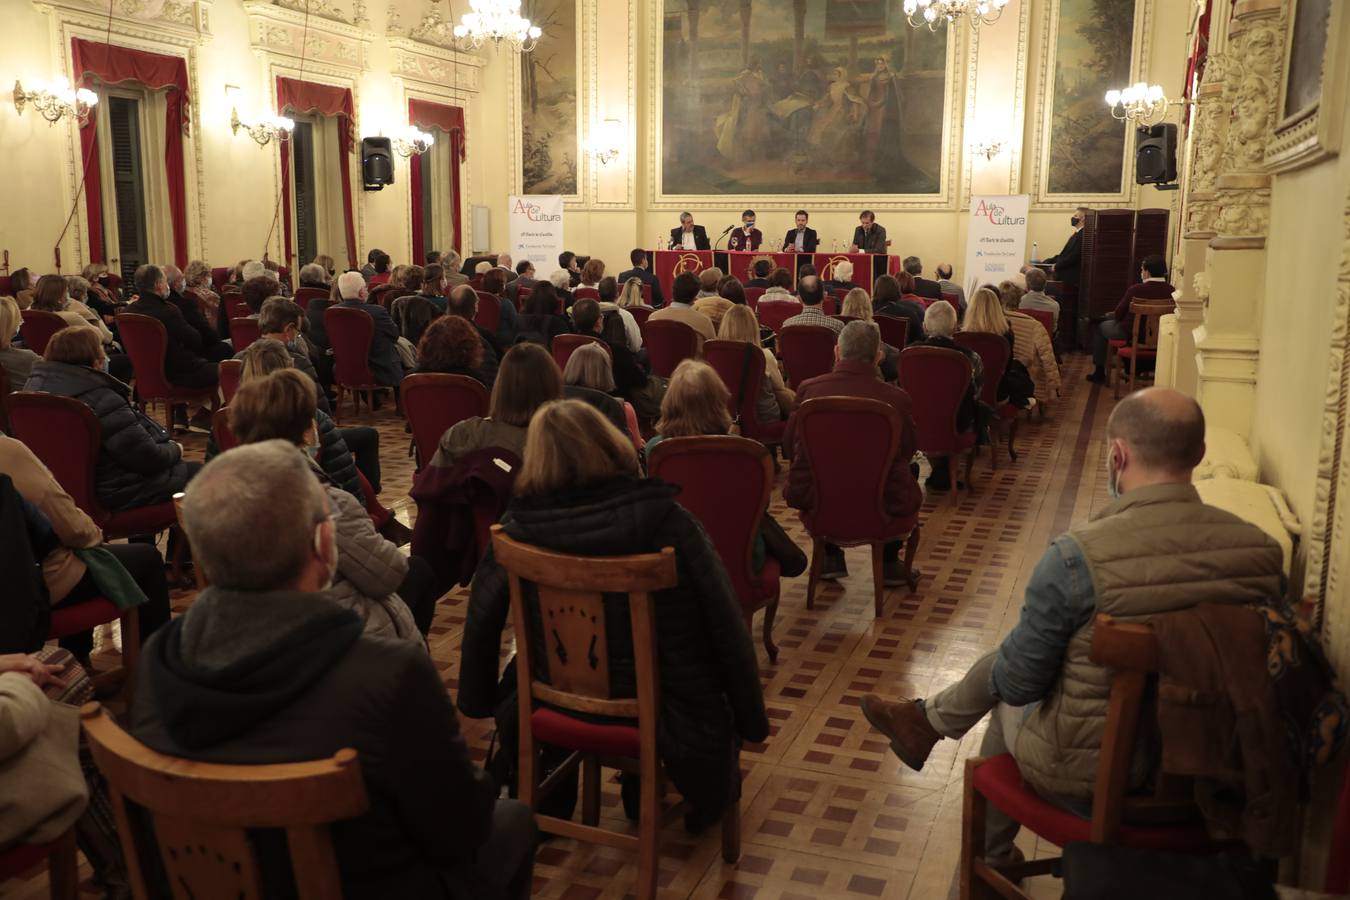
1031;241;1039;263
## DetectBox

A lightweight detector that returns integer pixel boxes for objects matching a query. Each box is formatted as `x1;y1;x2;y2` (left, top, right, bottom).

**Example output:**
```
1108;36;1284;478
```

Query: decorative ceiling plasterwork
385;4;485;92
243;0;372;75
33;0;213;45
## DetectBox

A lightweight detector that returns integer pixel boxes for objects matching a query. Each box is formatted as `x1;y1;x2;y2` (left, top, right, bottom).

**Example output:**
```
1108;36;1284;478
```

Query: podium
653;250;713;300
813;252;876;286
717;251;798;283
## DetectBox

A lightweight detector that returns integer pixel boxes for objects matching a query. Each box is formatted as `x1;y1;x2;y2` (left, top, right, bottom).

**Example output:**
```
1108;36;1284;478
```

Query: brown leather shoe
860;694;941;771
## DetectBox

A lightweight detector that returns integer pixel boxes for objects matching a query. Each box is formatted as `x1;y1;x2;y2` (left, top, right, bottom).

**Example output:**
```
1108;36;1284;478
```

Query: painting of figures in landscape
1045;0;1137;194
521;0;578;195
660;0;949;196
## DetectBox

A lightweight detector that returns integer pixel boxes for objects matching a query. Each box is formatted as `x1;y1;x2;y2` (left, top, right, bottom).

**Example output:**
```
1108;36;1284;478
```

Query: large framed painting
519;0;579;196
655;0;954;201
1033;0;1151;204
1267;0;1349;172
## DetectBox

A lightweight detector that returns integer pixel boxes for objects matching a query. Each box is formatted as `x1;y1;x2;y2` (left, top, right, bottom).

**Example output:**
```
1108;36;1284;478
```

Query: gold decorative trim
1265;0;1349;174
584;0;636;209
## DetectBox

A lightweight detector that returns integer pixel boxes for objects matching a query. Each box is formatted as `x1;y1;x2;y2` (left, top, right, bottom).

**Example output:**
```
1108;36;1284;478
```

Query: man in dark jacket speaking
130;442;536;900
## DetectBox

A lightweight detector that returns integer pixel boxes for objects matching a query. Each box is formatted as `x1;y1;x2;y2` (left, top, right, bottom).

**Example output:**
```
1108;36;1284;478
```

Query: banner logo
672;253;703;279
820;255;849;281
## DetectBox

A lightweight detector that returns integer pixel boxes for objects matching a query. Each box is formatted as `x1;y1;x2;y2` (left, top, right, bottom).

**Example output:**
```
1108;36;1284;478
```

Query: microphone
719;225;734;235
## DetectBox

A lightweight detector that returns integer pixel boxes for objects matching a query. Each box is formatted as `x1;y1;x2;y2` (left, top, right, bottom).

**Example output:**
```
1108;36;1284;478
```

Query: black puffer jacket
24;361;189;512
460;477;769;763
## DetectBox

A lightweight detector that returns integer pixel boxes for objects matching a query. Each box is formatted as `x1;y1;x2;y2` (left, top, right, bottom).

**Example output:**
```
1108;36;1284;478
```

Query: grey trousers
921;651;1029;862
1093;318;1131;368
448;799;537;900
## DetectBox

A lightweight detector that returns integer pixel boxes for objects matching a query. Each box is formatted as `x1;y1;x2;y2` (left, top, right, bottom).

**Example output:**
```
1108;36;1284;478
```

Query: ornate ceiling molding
243;0;372;74
33;0;213;46
386;34;483;93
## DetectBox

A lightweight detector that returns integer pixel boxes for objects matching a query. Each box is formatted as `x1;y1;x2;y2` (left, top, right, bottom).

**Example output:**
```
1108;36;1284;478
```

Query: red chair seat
48;597;120;638
972;754;1216;853
0;841;61;880
1108;339;1127;348
1116;347;1156;359
998;402;1021;421
531;707;640;758
740;418;785;446
103;501;177;539
750;555;781;603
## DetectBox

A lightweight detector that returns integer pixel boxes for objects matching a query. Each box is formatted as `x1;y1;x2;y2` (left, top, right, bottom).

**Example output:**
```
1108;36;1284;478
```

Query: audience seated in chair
460;399;770;830
596;276;644;351
915;301;983;491
0;296;41;391
31;274;114;346
871;274;926;343
1018;267;1060;330
125;262;222;434
563;342;642;448
1;432;171;664
693;270;735;328
226;370;434;638
934;263;966;312
238;297;330;414
859;389;1284;868
783;321;923;585
9;267;37;309
416;315;490;388
964;287;1036;411
649;272;715;345
25;325;199;516
430;342;562;467
128;440;534;898
997;281;1060;404
334;271;406;389
718;305;793;423
479;267;520;347
448;285;503;388
1088;255;1175;384
782;276;839;333
902;256;944;302
514;282;571;349
597;306;664;423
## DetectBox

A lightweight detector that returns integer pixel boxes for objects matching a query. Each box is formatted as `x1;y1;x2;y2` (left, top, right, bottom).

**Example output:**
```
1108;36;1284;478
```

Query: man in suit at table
669;211;711;251
616;248;666;308
727;209;763;251
782;209;820;253
1043;206;1089;288
851;209;888;254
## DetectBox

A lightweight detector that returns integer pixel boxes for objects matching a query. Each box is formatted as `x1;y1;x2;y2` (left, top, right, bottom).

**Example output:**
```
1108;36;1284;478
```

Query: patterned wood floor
8;353;1114;900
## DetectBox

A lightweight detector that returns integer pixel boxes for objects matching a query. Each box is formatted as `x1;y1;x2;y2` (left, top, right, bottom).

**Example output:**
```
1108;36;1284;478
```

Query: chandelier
392;125;436;157
1105;82;1172;127
903;0;1009;31
12;76;98;126
453;0;542;52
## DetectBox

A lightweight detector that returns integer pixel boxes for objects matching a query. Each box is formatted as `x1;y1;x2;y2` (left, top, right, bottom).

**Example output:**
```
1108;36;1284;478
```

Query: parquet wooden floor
7;353;1114;900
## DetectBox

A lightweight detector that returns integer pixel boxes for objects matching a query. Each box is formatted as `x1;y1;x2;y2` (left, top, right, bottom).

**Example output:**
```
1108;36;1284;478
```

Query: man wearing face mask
1042;206;1089;288
130;439;536;899
126;264;221;433
858;388;1284;868
727;208;763;251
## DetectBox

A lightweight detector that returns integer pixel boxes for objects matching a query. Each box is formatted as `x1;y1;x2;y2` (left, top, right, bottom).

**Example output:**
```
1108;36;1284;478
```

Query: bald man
861;388;1284;865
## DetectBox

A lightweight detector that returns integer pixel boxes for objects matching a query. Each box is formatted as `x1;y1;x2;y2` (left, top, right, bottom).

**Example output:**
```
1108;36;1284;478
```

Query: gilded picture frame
1266;0;1349;173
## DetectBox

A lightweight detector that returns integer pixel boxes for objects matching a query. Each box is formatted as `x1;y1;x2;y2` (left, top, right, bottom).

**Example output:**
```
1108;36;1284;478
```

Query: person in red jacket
1087;254;1175;384
783;320;924;583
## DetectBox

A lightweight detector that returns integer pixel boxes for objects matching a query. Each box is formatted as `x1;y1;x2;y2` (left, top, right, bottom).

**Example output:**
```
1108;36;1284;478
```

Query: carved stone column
1194;0;1284;439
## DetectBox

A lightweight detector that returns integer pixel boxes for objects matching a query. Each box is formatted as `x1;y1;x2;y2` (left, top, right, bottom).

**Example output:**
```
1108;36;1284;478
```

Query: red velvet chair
293;286;329;310
19;309;66;356
941;291;961;310
224;295;251;320
955;331;1018;468
210;267;230;292
368;285;401;310
324;306;394;421
821;295;839;316
744;287;766;309
402;372;489;470
832;315;859;325
0;827;77;900
1021;307;1055;342
962;615;1222;900
228;316;260;353
778;324;837;390
636;282;653;305
573;286;600;301
644;319;700;378
0;367;9;431
114;313;218;432
648;435;781;662
218;359;243;404
755;298;803;334
702;340;785;450
473;293;502;334
627;305;653;328
552;333;610;372
875;314;910;351
212;407;238;453
1111;300;1172;399
792;397;921;617
898;346;976;501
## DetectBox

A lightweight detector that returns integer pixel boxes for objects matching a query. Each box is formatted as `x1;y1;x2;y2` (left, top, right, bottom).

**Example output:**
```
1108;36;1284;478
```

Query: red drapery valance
408;99;466;260
72;38;191;268
276;77;358;270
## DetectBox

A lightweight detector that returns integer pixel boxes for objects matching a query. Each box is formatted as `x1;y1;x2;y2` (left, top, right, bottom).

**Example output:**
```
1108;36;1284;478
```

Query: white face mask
1106;449;1121;499
314;521;338;590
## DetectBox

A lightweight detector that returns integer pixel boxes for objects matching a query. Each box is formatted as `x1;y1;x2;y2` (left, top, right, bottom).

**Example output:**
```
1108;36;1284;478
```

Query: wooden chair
473;292;502;333
778;324;837;390
954;331;1018;470
961;615;1217;900
324;306;396;421
218;359;243;404
702;339;785;451
114;313;219;432
898;347;977;502
492;526;741;900
644;319;700;378
1111;300;1173;399
81;702;369;900
224;295;251;320
0;827;77;900
401;373;489;470
755;298;803;334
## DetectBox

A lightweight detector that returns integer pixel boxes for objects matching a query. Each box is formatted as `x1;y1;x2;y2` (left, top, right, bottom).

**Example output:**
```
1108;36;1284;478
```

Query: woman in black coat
24;326;196;512
459;399;768;826
513;283;571;349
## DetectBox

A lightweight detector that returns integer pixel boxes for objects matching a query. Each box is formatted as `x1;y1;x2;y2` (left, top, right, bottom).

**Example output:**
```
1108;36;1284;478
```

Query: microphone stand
714;225;734;251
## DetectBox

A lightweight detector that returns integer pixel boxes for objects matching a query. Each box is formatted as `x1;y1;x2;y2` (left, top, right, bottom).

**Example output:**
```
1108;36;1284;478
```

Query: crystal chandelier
12;76;98;126
392;125;436;157
1105;83;1172;127
903;0;1009;31
453;0;542;52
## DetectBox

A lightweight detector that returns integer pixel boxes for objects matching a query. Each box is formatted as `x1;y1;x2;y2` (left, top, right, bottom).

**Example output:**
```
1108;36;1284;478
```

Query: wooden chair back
1127;300;1170;353
80;701;368;900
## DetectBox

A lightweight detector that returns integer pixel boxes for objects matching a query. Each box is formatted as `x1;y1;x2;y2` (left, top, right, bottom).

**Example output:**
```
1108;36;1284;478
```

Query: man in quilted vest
860;388;1284;863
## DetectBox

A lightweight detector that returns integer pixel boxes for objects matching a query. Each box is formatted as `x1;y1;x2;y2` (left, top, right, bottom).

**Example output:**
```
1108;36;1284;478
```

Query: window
287;113;349;268
95;85;174;281
412;127;457;260
291;120;319;267
106;96;147;284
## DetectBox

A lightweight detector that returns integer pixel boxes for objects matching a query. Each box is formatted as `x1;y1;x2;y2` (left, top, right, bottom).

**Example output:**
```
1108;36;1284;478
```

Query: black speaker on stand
362;137;394;191
1135;124;1178;185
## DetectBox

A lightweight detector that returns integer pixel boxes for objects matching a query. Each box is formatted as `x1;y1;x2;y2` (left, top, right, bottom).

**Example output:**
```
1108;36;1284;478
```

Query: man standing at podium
782;209;819;253
851;210;888;254
1043;206;1089;287
728;209;763;251
669;211;710;251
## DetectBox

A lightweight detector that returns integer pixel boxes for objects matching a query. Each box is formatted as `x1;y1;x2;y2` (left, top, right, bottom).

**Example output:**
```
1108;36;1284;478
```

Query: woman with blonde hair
963;286;1037;409
646;359;733;457
841;287;872;321
0;295;40;390
460;398;768;829
719;304;792;421
616;276;652;310
998;280;1060;404
563;342;644;449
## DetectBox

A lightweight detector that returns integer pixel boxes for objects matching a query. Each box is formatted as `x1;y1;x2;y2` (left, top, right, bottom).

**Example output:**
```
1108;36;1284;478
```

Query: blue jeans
1093;318;1131;369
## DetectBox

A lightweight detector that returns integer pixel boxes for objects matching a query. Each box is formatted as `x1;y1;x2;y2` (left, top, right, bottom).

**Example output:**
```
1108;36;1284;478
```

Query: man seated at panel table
727;209;763;252
669;211;711;251
850;210;888;255
782;209;819;254
859;388;1283;869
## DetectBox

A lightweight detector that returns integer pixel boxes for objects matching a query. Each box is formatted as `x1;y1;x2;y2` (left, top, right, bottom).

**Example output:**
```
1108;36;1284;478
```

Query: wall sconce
389;125;435;157
969;139;1003;161
1105;82;1178;127
13;77;98;126
226;84;294;148
586;118;623;166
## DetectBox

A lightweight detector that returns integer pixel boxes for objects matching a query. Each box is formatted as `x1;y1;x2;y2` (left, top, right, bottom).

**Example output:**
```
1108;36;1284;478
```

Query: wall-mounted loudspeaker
361;137;394;191
1135;124;1177;185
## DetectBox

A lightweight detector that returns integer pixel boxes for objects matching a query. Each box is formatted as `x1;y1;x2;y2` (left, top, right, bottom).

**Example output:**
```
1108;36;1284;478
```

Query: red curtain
408;99;467;256
409;151;425;264
276;77;358;269
71;38;191;268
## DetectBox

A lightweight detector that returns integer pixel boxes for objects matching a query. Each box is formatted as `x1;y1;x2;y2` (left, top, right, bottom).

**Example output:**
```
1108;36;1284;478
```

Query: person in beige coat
999;280;1060;402
0;661;87;847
